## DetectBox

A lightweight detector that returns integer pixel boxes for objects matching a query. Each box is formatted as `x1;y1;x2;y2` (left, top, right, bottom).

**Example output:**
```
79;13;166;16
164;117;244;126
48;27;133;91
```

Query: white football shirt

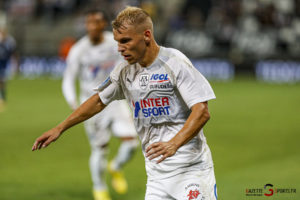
98;46;216;180
63;31;121;105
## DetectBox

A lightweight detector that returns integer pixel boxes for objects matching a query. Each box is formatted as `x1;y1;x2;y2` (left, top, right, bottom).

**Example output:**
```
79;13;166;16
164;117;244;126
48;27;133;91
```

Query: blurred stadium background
0;0;300;200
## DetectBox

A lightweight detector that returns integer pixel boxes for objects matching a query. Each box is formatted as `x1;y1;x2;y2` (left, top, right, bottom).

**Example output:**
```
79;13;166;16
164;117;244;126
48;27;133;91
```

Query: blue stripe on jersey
96;76;111;92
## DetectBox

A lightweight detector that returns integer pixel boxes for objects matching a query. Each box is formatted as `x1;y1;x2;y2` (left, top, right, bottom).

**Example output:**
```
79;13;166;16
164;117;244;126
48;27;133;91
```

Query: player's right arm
33;61;126;151
32;93;106;151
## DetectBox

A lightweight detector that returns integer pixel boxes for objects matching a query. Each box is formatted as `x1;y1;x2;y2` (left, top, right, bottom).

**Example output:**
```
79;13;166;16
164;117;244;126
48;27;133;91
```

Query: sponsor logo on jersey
150;73;169;83
132;97;170;118
139;74;149;90
148;73;173;89
149;83;173;89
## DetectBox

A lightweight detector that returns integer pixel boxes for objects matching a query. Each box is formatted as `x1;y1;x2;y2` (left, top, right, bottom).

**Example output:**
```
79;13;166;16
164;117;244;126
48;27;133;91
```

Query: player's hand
145;141;178;164
32;127;62;151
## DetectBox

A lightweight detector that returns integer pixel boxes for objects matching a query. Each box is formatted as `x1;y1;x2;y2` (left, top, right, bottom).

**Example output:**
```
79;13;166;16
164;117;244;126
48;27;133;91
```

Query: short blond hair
112;6;152;30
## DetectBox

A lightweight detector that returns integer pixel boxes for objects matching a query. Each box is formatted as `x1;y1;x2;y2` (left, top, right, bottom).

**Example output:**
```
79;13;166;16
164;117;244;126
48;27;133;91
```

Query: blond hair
112;6;152;30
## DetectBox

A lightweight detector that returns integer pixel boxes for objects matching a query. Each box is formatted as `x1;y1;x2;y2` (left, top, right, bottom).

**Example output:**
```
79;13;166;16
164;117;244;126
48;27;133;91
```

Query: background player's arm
146;101;210;163
62;47;80;110
32;94;106;151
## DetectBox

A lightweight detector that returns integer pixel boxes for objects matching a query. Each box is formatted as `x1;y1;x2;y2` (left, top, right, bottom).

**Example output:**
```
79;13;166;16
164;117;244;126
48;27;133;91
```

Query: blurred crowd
0;0;300;66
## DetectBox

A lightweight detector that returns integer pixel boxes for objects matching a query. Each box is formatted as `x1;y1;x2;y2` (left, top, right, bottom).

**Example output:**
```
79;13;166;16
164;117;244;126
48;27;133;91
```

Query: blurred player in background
0;26;16;111
62;9;138;200
34;6;217;200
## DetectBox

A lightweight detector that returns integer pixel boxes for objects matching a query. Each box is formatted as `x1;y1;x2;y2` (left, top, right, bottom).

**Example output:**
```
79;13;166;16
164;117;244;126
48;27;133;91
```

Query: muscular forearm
145;102;211;163
170;102;210;149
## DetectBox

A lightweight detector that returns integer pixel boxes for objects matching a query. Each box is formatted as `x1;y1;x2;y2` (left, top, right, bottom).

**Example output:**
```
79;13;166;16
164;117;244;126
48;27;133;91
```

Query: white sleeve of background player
95;64;125;105
175;59;216;108
62;46;80;110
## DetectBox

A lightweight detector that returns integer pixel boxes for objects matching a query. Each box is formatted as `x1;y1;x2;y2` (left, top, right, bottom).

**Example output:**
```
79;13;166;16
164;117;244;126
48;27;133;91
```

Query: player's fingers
39;139;49;149
156;154;167;164
146;145;163;157
148;149;165;160
32;135;47;151
156;149;177;163
145;142;160;153
32;140;40;151
42;137;55;148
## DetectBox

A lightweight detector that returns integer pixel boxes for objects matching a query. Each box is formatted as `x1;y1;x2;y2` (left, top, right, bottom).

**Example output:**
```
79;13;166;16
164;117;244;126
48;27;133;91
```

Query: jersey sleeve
62;45;81;109
95;64;126;105
175;59;216;108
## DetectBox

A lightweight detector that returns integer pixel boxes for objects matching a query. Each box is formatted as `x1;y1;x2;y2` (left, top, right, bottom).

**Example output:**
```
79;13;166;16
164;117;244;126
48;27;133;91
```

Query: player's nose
118;44;125;52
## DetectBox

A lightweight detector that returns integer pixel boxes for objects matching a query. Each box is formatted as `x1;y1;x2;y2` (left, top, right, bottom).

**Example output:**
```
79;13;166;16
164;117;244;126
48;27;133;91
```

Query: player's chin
127;59;137;65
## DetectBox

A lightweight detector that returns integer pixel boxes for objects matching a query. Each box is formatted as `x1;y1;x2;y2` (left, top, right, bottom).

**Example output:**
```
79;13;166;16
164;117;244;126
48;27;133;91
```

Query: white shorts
83;99;137;147
145;167;217;200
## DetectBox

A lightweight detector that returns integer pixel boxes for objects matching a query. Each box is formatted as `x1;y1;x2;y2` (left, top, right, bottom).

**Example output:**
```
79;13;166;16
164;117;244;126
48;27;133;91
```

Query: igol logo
150;73;169;83
133;97;170;118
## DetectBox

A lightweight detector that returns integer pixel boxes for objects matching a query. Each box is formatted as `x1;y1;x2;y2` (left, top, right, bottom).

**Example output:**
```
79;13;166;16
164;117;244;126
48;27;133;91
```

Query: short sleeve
176;62;216;108
96;77;125;105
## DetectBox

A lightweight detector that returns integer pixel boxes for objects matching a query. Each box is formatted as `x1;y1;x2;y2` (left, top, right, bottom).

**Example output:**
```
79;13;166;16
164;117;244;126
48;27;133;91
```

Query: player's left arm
146;56;215;164
146;101;210;163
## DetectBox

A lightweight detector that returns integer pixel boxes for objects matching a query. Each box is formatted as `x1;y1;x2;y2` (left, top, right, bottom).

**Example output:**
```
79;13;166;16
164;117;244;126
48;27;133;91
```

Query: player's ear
144;30;151;45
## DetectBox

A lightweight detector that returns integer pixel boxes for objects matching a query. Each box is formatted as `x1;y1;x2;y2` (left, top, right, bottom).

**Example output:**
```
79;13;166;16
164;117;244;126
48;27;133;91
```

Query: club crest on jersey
139;74;149;90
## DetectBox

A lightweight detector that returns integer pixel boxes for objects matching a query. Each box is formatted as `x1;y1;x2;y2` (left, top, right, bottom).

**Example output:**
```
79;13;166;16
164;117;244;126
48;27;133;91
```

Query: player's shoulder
103;31;114;41
103;31;118;49
73;36;89;48
159;46;193;70
67;36;90;57
160;47;186;58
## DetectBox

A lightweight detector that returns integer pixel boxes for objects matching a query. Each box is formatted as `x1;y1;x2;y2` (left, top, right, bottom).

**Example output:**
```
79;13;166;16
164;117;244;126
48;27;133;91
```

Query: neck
90;34;104;45
139;41;160;67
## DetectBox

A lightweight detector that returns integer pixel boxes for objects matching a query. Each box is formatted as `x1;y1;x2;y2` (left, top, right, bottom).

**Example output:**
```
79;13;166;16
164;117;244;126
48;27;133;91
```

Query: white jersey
98;47;216;180
63;31;121;105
